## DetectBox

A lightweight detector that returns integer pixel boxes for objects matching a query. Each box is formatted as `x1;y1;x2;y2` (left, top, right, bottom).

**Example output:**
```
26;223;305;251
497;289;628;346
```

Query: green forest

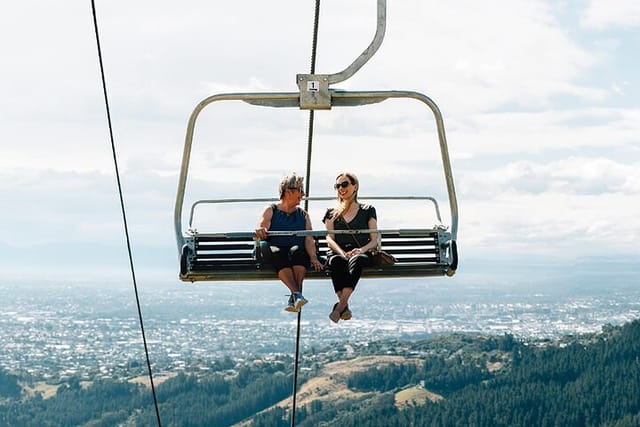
1;320;640;426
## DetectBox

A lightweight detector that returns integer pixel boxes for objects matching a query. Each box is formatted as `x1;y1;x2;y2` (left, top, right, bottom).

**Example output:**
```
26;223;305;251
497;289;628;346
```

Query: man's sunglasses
288;187;305;194
334;181;351;190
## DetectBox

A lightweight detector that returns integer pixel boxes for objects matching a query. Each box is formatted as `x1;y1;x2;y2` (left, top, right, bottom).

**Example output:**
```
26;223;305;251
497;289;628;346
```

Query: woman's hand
346;247;365;258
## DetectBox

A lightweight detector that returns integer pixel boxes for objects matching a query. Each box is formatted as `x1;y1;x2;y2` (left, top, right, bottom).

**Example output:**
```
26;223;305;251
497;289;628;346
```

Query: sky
1;0;639;284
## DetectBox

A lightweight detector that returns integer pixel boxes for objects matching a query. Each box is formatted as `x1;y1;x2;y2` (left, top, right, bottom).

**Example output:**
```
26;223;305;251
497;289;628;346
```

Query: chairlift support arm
296;0;386;109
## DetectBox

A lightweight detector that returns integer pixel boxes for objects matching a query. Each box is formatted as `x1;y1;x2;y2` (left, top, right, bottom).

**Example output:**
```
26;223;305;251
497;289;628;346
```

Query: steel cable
90;1;162;425
291;1;321;426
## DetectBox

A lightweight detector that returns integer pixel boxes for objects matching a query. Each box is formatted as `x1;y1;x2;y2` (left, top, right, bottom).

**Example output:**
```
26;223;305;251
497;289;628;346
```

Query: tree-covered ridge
0;370;21;400
0;320;639;426
253;321;640;426
0;358;294;427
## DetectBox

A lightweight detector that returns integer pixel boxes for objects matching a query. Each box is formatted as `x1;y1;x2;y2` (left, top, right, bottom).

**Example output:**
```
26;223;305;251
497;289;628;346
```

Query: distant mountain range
1;239;638;287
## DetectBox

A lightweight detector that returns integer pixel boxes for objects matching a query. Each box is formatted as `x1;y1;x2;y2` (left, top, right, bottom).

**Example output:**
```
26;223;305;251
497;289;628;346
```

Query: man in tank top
256;172;324;312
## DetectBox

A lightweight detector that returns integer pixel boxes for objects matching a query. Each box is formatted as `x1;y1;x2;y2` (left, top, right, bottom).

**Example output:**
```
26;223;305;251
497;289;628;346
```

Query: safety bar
190;228;444;239
187;195;443;229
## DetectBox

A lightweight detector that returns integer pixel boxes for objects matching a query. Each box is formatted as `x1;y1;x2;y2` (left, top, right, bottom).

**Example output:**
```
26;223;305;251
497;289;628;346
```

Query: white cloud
460;156;640;197
449;107;640;162
458;154;640;257
460;191;639;257
364;0;602;113
581;0;640;29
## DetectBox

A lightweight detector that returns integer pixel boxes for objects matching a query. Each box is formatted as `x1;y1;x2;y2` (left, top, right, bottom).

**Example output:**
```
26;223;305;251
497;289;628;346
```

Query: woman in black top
323;172;378;323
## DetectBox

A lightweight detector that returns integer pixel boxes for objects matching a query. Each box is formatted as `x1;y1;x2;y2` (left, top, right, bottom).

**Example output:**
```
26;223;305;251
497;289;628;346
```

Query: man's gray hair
278;172;304;199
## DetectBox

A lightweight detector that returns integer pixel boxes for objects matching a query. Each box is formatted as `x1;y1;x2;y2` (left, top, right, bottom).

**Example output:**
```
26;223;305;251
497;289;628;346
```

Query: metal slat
195;254;255;261
393;257;439;263
196;235;258;243
196;242;255;250
193;259;260;268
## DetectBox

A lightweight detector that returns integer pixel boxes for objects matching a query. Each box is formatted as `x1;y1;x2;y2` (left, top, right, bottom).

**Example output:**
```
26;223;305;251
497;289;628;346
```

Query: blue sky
1;0;638;283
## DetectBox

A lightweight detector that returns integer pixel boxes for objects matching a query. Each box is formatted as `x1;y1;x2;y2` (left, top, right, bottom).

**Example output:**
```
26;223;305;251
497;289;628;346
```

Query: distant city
2;277;639;382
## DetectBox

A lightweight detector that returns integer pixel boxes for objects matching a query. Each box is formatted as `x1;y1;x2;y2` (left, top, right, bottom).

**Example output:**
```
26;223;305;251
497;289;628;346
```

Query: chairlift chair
174;0;458;282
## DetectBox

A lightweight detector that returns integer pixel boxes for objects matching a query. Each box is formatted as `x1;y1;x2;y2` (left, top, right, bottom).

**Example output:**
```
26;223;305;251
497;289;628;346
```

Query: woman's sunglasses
334;181;351;190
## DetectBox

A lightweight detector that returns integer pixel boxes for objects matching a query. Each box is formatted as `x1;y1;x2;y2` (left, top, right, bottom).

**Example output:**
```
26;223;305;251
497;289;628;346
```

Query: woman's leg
328;256;351;322
335;287;353;313
347;253;370;287
332;254;371;320
329;255;349;293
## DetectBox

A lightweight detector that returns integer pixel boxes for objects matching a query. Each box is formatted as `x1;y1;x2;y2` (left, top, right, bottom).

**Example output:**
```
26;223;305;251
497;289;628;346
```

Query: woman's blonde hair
332;171;359;219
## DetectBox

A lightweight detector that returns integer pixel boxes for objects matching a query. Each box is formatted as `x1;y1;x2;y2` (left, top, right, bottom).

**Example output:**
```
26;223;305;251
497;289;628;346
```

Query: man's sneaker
284;294;298;312
293;292;308;311
340;305;352;320
329;303;341;323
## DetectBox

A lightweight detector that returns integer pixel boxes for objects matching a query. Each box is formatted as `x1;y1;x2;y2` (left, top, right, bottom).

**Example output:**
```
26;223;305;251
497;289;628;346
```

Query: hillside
2;320;640;426
244;321;640;426
278;356;410;408
239;355;442;426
